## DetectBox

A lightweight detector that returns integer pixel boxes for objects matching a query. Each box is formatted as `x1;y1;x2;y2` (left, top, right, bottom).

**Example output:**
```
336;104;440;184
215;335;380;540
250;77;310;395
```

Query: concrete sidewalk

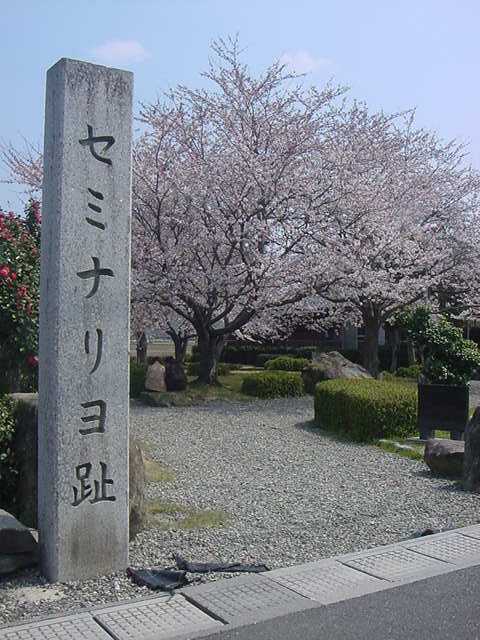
2;524;480;639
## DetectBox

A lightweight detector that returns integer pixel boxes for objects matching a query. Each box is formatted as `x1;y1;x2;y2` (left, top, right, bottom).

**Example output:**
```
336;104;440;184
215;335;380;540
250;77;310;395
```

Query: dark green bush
0;395;17;510
264;356;310;371
130;361;147;398
396;364;422;379
241;372;304;398
314;379;417;441
186;361;233;377
213;343;316;366
257;353;284;367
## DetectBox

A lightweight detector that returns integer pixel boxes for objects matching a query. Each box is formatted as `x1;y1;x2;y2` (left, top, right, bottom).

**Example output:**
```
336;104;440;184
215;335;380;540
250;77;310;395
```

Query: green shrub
406;308;480;385
0;395;17;510
264;356;310;371
314;379;417;441
257;353;284;367
186;361;233;377
130;361;147;398
241;372;304;398
396;364;422;379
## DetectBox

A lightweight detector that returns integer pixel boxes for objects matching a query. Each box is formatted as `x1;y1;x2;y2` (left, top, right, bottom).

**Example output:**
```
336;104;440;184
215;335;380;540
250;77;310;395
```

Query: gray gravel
2;396;480;625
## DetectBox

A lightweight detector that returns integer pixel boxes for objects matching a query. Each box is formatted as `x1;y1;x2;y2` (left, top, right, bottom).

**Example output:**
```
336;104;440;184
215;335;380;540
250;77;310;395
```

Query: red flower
10;271;17;281
26;354;38;368
17;285;28;298
0;265;10;278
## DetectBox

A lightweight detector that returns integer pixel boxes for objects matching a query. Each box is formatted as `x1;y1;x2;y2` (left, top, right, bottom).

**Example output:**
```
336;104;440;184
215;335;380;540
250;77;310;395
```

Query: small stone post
39;59;133;581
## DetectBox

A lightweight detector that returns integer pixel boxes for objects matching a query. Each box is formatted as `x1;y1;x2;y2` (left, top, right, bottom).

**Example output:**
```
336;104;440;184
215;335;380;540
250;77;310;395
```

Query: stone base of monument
7;394;147;541
0;510;38;576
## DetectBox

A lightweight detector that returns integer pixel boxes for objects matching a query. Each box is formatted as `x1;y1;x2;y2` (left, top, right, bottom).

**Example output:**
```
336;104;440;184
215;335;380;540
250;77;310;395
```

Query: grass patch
144;459;176;483
147;499;230;531
376;439;424;461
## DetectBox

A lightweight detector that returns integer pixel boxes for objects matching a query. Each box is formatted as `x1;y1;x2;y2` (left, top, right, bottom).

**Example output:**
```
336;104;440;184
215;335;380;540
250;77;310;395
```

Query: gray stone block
405;532;480;566
340;547;450;581
94;594;223;640
0;613;110;639
39;58;133;581
267;559;387;604
181;574;315;625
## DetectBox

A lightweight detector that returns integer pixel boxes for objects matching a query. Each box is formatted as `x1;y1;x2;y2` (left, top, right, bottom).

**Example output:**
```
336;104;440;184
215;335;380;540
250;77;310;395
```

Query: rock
424;438;464;478
164;357;188;392
6;394;146;540
302;351;371;393
129;439;147;539
0;509;38;554
145;361;167;392
0;510;38;576
464;407;480;492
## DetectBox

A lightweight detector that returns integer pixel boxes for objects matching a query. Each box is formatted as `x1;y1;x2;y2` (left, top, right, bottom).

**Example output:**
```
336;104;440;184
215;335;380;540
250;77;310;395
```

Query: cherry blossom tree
305;105;480;375
132;38;346;383
0;139;43;194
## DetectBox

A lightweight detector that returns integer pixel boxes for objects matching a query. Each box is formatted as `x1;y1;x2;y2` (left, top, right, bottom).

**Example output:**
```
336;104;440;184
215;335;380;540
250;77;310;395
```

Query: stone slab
0;614;110;640
267;559;388;604
39;58;133;581
340;546;450;581
94;594;223;640
459;524;480;541
181;574;315;625
405;532;480;566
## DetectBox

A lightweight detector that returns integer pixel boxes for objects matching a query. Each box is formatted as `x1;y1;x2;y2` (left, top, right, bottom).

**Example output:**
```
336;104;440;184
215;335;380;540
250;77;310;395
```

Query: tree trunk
390;327;401;372
362;312;381;377
406;339;417;366
197;333;226;385
173;334;189;365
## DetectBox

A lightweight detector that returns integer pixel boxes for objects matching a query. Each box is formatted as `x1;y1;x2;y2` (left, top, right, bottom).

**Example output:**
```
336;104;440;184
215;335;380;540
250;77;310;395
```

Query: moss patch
145;459;176;483
147;500;229;531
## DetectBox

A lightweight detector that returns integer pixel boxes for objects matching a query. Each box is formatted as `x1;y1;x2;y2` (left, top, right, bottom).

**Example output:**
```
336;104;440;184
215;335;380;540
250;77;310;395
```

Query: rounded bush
241;372;304;398
264;356;310;372
314;379;417;441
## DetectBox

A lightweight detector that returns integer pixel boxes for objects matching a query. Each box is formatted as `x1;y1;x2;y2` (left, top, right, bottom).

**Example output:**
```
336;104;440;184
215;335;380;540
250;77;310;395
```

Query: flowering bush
0;200;40;391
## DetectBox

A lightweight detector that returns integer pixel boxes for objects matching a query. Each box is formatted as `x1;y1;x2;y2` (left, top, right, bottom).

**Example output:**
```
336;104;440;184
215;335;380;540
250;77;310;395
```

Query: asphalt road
204;565;480;640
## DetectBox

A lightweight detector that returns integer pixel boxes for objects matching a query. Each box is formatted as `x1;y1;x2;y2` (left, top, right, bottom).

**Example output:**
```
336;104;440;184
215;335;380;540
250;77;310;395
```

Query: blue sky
1;0;479;209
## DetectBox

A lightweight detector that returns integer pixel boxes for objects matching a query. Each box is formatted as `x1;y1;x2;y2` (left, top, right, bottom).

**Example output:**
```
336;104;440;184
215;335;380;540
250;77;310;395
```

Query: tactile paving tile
0;613;110;640
459;525;480;541
267;560;387;604
341;547;449;581
405;533;480;565
94;594;222;640
181;574;314;624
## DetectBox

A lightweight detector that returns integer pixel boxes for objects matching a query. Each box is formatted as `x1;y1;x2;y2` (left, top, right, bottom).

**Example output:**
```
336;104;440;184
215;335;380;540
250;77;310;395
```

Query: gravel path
2;396;480;624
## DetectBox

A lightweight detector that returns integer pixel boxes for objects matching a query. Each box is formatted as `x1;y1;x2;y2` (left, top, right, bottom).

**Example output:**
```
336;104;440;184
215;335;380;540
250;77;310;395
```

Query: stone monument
39;58;133;581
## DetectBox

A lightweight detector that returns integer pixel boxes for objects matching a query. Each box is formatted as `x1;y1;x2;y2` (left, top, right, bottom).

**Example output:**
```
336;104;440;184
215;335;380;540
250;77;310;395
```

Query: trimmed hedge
130;361;147;398
314;379;417;441
186;361;233;377
196;343;316;366
264;356;310;372
0;395;17;511
241;372;304;398
257;353;284;367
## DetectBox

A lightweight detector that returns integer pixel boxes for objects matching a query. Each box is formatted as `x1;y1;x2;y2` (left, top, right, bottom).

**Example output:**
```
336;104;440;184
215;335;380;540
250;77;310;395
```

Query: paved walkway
2;524;480;639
